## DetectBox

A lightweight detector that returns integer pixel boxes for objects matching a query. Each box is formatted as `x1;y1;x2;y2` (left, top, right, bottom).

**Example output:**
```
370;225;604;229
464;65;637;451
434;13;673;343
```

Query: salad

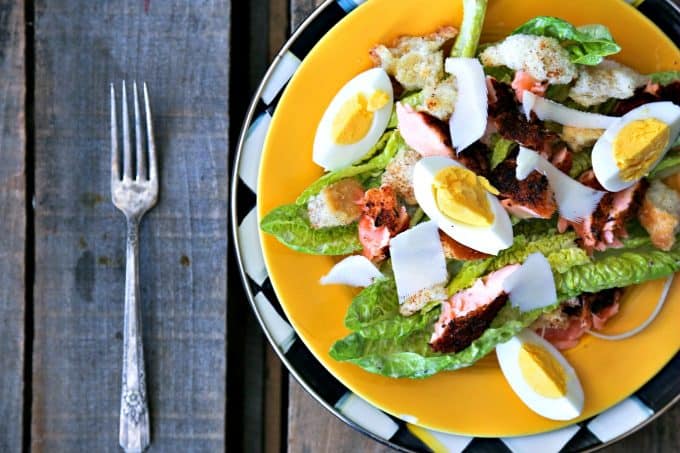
260;0;680;420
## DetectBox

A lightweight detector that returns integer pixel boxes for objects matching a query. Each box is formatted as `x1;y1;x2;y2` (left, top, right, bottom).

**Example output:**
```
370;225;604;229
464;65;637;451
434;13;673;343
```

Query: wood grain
288;379;392;453
31;1;228;451
0;1;26;452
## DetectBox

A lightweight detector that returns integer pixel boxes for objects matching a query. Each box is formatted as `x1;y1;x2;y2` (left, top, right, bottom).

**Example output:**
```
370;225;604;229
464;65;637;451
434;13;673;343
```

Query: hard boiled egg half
313;68;394;171
497;329;584;421
592;102;680;192
413;157;513;255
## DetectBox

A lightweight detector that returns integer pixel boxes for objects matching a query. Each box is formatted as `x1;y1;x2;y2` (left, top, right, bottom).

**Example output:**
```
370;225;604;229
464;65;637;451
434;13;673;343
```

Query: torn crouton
307;178;364;228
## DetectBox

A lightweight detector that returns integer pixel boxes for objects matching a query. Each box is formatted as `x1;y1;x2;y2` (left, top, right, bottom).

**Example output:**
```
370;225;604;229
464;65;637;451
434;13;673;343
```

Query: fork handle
119;218;150;453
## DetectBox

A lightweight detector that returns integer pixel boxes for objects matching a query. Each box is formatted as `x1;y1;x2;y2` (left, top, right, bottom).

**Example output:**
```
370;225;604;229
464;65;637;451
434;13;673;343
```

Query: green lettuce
556;242;680;300
295;131;404;205
447;231;582;294
344;276;441;340
647;71;680;86
484;65;514;84
259;203;361;255
569;149;593;178
649;149;680;179
488;134;518;170
330;304;549;378
451;0;488;58
512;17;621;65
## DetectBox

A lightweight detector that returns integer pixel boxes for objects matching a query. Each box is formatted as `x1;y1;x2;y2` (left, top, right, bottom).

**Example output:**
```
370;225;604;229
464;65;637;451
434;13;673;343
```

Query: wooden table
1;1;228;451
0;0;678;452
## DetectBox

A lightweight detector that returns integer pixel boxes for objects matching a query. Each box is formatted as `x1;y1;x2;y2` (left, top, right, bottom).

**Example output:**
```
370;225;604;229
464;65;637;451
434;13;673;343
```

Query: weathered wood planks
0;1;26;452
31;1;228;451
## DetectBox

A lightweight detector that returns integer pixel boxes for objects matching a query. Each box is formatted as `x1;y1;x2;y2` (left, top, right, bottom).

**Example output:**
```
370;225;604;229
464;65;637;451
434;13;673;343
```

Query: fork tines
110;81;157;183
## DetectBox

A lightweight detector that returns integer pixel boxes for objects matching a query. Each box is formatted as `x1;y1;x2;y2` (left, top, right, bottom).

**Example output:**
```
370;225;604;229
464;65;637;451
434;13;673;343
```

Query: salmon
358;186;409;261
559;171;647;253
511;70;548;102
535;288;622;350
489;157;557;219
488;78;568;158
396;103;454;158
430;265;519;353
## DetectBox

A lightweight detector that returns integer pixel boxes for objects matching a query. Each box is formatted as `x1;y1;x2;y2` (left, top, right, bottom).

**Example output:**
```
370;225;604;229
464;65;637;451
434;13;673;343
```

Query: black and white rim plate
230;0;680;451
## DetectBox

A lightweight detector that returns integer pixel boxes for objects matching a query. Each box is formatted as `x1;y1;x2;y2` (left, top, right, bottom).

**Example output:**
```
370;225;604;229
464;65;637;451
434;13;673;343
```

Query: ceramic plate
233;0;680;450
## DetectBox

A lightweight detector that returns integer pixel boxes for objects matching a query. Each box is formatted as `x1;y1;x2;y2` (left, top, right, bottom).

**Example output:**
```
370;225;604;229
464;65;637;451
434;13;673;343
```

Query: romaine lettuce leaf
330;304;549;378
451;0;488;58
447;231;581;294
647;71;680;86
556;242;680;300
344;276;441;340
295;131;405;205
259;203;361;255
545;84;572;103
512;17;621;65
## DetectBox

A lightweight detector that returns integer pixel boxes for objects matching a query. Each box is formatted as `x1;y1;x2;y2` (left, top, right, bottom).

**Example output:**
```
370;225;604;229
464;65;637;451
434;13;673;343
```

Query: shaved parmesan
522;91;617;129
390;220;448;303
445;57;488;153
503;253;557;312
320;255;383;287
517;147;605;222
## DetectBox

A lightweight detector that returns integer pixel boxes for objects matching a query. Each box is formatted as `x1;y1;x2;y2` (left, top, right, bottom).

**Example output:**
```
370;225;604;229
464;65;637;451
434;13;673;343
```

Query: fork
110;81;158;453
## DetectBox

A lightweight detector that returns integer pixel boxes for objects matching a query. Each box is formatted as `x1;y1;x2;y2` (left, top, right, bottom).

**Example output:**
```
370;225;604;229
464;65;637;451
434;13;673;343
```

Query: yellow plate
258;0;680;436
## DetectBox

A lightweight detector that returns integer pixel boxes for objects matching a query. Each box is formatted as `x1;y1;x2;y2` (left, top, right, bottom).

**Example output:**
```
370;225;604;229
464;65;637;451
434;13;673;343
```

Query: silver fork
110;81;158;453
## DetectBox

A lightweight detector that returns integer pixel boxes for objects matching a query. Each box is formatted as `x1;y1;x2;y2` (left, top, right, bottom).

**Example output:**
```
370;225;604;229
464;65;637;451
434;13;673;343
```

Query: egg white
413;157;513;255
592;101;680;192
313;68;394;171
496;329;584;421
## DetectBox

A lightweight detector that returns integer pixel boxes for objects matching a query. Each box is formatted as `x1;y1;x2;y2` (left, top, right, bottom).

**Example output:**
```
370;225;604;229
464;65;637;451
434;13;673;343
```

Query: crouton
399;285;448;316
569;60;646;107
479;34;576;85
381;147;420;204
307;178;364;228
370;26;457;91
638;179;680;251
419;75;458;120
559;126;604;152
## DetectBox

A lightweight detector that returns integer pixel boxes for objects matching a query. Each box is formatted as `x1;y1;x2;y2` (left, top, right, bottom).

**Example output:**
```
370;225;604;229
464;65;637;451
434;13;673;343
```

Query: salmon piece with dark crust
358;186;409;261
558;171;647;252
430;265;519;353
489;157;557;219
488;78;568;158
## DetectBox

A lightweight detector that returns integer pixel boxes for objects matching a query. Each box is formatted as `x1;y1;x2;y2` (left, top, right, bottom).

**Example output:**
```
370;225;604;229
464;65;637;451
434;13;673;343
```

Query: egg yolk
518;343;567;398
432;167;499;226
613;118;670;181
331;90;389;145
